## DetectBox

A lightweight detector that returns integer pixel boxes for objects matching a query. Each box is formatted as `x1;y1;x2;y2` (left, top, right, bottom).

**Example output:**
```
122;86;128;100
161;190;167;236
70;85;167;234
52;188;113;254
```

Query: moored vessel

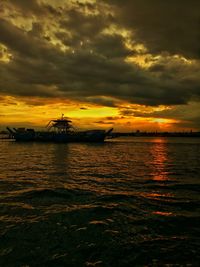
7;115;113;143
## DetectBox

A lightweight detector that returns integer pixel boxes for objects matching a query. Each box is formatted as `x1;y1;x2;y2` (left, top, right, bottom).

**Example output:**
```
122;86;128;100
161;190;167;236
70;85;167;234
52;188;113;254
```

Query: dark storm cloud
93;34;133;58
0;19;58;59
7;0;44;15
0;0;200;115
103;0;200;59
60;9;109;39
0;19;38;58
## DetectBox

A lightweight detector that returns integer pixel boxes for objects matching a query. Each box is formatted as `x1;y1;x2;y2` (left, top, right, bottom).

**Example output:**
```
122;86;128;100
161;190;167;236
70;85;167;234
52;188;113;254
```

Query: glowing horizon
0;1;200;131
0;95;196;132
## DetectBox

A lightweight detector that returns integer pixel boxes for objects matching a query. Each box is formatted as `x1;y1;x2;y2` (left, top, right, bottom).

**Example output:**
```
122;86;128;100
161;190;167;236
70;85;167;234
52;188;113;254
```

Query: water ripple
0;137;200;265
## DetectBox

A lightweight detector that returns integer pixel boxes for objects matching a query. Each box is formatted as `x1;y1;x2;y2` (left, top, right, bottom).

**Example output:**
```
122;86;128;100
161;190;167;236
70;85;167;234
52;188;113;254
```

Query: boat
6;115;113;143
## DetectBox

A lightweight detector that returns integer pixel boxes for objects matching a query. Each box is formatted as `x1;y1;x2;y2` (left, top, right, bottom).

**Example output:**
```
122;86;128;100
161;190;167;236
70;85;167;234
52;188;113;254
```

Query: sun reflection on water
150;138;170;181
152;211;173;216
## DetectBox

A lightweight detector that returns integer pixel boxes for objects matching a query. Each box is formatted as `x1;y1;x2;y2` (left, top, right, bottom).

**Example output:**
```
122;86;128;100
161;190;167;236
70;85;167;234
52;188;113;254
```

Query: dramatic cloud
104;0;200;59
0;0;200;129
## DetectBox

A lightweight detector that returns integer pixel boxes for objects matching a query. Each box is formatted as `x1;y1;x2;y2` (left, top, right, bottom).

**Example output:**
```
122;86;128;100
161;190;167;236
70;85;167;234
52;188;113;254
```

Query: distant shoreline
110;132;200;138
1;132;200;139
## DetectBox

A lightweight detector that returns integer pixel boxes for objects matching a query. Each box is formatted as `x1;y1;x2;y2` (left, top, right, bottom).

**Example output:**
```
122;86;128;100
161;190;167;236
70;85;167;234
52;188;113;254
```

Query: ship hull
12;130;107;143
7;117;113;142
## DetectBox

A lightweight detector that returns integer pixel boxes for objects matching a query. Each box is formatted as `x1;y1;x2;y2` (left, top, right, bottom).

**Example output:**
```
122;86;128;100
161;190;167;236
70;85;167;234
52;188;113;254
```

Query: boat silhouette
7;115;113;143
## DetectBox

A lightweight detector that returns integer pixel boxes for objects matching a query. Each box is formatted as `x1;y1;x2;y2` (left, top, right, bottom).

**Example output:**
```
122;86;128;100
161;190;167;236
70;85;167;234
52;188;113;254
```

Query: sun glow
151;118;175;124
0;95;189;132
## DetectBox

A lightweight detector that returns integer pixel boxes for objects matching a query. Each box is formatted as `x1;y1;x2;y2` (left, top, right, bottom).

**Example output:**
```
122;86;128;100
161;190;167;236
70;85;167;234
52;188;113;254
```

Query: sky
0;0;200;131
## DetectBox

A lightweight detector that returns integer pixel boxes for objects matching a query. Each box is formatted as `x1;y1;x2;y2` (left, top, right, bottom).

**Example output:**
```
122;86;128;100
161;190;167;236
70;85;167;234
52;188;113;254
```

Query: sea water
0;137;200;266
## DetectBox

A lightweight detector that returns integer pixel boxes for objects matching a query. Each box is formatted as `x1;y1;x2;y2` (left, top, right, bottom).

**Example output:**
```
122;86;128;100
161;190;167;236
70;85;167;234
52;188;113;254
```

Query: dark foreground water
0;137;200;266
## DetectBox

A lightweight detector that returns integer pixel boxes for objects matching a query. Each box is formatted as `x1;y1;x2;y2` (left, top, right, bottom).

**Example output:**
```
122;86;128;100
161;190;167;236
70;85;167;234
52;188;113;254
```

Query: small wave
6;188;96;206
144;182;200;193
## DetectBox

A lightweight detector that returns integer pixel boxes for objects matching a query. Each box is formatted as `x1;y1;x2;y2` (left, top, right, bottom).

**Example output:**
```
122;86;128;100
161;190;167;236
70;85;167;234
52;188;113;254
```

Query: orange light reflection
150;138;169;181
147;139;175;216
152;211;173;216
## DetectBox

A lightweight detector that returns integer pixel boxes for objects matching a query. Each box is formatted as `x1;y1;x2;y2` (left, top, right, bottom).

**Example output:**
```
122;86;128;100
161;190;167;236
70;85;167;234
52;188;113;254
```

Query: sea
0;137;200;266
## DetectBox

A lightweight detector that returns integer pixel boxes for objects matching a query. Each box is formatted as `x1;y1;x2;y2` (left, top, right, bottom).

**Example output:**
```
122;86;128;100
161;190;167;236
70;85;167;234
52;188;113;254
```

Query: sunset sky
0;0;200;131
